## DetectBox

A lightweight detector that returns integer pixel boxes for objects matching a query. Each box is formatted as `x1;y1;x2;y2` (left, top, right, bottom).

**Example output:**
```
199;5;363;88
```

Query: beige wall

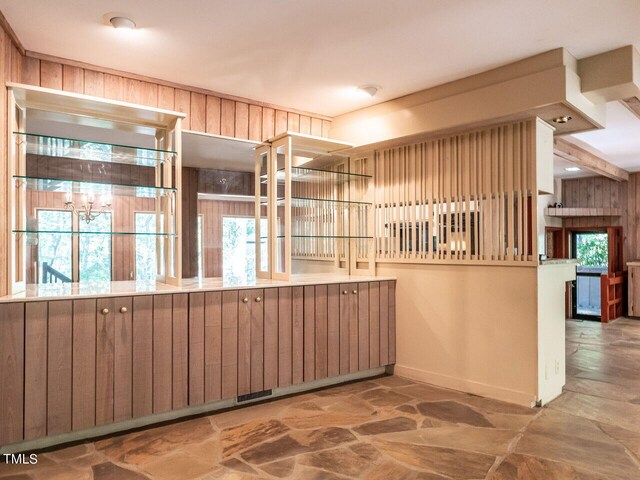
377;262;539;406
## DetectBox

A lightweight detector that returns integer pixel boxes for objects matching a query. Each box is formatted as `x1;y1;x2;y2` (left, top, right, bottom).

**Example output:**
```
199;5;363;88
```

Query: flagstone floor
1;318;640;479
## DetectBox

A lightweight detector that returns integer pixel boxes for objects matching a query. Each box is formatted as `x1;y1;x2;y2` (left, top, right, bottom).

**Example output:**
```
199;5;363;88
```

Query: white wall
378;262;539;406
537;178;563;255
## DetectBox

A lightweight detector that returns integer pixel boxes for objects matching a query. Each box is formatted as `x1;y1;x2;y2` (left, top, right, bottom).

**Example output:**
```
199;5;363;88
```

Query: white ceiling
1;0;639;117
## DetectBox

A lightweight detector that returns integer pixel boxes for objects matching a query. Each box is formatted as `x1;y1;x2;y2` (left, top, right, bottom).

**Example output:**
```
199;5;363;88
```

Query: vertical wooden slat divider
24;302;47;440
189;292;205;406
0;303;25;444
133;296;153;417
72;299;96;431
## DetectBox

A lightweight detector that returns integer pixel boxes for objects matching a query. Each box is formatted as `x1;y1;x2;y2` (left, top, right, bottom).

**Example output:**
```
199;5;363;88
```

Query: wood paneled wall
20;56;331;141
374;120;536;264
198;199;254;278
561;174;640;267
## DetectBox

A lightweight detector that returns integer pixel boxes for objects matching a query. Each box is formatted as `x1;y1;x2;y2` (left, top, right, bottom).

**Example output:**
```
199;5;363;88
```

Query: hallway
1;320;639;479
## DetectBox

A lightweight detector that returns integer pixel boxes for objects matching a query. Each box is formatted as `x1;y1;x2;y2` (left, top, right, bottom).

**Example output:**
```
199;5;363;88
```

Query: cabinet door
263;288;279;390
315;284;328;380
358;283;370;371
338;284;351;375
0;302;25;445
292;286;304;385
278;287;293;388
72;299;96;431
238;289;263;395
25;302;47;440
132;295;153;418
48;300;73;436
221;290;239;399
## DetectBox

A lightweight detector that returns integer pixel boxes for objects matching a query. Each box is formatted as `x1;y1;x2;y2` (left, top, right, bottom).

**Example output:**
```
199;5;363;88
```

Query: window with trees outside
223;216;267;284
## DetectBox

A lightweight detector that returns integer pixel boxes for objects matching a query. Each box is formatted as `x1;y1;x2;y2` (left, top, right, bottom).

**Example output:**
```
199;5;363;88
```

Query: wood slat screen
373;120;536;264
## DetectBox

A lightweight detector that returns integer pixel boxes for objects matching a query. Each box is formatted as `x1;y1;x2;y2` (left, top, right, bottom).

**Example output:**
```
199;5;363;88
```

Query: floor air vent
237;389;273;403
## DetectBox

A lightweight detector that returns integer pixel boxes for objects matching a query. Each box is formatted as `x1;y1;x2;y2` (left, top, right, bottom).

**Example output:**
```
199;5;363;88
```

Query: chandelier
64;192;112;224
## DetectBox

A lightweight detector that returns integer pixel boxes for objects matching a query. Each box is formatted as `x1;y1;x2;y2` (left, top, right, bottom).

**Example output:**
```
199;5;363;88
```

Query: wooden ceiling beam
554;137;629;182
621;97;640;121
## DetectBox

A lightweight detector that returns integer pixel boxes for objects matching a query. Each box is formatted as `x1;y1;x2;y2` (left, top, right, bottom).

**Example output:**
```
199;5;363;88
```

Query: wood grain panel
263;288;279;390
221;290;239;398
303;285;315;382
369;282;380;368
205;291;223;402
379;281;389;365
153;294;173;413
0;303;24;444
250;289;265;393
103;73;124;101
348;285;359;372
235;102;249;139
278;287;292;387
292;286;304;384
221;99;235;137
132;296;153;417
190;92;206;132
24;302;47;440
314;284;328;380
249;105;262;142
339;284;350;375
114;297;133;422
96;298;115;426
275;110;288;135
389;281;397;363
83;69;104;97
311;118;323;137
47;300;72;436
172;294;189;409
299;115;311;135
140;81;158;107
287;113;300;133
174;89;191;130
206;95;221;135
158;85;175;110
358;283;370;370
189;292;205;406
22;56;40;85
62;65;84;93
40;60;62;89
327;284;340;377
262;107;275;141
72;299;96;431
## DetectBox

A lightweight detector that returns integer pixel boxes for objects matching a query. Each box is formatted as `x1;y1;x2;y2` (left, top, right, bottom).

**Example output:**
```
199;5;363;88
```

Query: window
79;213;112;282
135;212;163;281
37;210;72;283
222;217;267;284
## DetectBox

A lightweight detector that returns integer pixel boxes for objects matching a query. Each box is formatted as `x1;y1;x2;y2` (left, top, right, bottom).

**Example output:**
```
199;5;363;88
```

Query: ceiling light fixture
109;16;136;29
357;85;379;97
565;167;581;172
552;115;572;124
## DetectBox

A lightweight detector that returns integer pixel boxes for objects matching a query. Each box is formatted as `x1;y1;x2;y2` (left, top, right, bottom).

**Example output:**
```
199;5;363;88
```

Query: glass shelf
291;235;372;239
14;175;176;198
261;167;371;185
13;230;175;237
262;197;371;207
15;132;176;166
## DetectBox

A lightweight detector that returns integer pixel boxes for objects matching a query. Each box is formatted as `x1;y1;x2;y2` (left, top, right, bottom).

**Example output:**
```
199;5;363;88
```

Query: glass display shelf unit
269;235;372;239
261;166;371;185
15;132;177;166
13;230;175;236
14;175;176;198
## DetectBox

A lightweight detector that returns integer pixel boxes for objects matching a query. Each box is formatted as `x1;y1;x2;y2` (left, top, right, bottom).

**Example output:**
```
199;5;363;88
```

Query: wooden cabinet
0;280;396;448
629;265;640;317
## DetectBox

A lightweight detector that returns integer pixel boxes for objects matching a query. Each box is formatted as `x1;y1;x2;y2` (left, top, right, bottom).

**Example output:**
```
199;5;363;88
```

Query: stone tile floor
2;318;640;479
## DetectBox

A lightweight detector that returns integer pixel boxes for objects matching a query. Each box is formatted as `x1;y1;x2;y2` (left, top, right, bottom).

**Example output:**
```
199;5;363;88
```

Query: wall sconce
64;192;112;224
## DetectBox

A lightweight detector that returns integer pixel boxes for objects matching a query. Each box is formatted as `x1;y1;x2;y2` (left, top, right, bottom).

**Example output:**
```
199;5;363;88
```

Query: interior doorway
571;231;608;320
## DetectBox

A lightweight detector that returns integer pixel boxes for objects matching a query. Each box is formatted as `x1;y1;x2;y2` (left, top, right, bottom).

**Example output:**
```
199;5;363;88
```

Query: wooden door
0;302;24;445
238;288;264;396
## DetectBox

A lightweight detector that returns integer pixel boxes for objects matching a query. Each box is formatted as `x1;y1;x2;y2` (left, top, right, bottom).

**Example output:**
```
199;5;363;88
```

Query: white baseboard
394;364;537;407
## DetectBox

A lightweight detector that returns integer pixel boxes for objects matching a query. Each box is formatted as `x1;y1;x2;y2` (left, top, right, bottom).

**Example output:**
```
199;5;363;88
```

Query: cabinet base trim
0;366;388;454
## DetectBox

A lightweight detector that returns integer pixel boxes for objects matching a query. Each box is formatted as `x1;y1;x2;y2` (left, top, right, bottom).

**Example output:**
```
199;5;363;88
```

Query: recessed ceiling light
109;16;136;29
565;166;581;172
357;85;379;97
552;115;572;124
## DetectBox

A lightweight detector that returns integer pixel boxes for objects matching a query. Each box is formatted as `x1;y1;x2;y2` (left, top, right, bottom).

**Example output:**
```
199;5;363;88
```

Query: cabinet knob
352;289;357;295
120;307;128;314
101;308;109;315
342;290;348;295
255;296;262;302
243;297;249;303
